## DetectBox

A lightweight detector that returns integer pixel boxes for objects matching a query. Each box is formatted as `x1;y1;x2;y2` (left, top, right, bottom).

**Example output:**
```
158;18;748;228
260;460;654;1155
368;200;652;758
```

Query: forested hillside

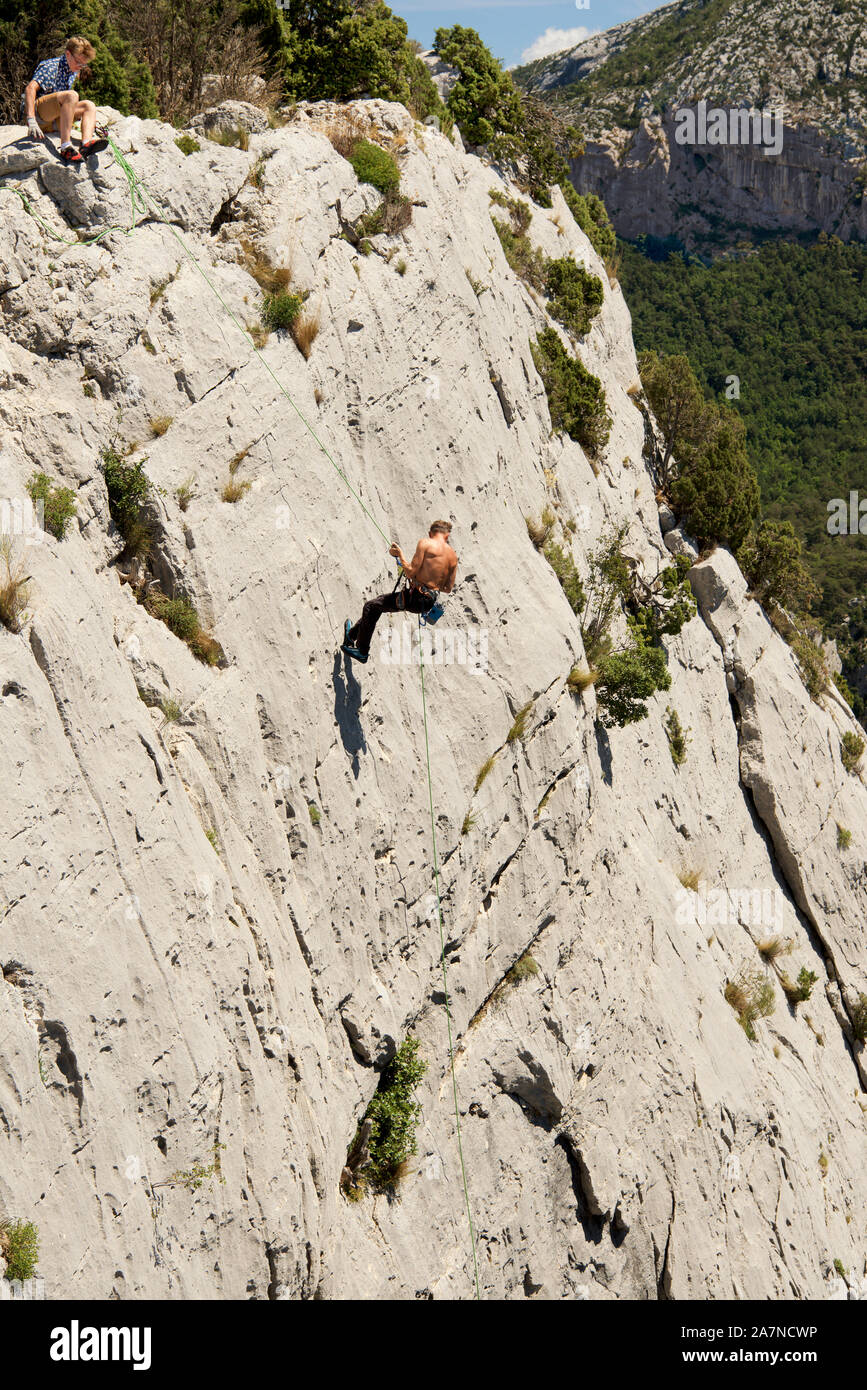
621;235;867;691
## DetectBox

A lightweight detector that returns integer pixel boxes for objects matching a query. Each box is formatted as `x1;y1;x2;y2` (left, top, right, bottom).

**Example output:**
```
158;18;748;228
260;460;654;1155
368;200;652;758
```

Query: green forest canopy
620;234;867;660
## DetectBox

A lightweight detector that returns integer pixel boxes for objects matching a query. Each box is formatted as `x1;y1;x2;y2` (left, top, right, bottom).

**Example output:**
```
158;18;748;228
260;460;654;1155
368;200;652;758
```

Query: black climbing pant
347;587;436;656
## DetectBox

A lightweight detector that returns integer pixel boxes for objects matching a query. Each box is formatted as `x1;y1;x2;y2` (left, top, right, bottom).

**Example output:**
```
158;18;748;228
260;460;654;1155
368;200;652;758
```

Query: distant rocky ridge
566;109;867;251
514;0;867;250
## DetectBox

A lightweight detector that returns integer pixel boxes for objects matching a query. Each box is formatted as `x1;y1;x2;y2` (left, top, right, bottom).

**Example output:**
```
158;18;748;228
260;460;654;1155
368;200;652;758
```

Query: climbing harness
392;562;448;624
8;126;482;1298
419;595;445;626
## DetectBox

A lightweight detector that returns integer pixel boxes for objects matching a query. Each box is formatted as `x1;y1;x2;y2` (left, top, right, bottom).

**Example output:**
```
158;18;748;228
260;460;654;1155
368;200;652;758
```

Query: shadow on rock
333;652;366;776
594;721;612;786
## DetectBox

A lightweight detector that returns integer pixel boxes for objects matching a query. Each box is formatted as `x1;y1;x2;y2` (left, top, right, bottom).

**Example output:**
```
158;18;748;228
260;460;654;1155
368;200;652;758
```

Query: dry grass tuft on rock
176;477;196;512
724;965;775;1041
757;935;792;964
474;752;497;793
292;307;321;359
0;540;30;633
159;697;183;727
209;125;250;151
506;953;540;986
239;238;292;297
321;108;373;159
526;507;555;550
222;448;252;503
676;865;703;892
246;321;269;350
222;477;252;503
507;700;534;744
567;665;598;694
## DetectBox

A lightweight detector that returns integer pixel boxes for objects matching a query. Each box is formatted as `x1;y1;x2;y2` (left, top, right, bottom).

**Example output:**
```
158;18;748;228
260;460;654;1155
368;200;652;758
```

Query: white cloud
519;26;594;65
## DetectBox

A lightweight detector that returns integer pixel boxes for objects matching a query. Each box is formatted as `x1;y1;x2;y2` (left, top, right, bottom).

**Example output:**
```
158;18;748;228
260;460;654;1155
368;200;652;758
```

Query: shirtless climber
342;521;458;665
22;37;109;165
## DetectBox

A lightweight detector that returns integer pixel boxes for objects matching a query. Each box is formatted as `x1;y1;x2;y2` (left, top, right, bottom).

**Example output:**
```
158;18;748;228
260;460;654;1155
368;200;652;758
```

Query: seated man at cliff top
22;36;108;165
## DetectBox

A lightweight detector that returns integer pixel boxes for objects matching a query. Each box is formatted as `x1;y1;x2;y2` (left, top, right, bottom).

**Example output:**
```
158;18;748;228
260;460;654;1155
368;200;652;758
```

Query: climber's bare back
405;534;458;592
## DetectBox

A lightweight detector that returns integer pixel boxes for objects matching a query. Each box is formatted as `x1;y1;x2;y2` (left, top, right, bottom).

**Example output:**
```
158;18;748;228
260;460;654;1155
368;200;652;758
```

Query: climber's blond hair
65;37;95;62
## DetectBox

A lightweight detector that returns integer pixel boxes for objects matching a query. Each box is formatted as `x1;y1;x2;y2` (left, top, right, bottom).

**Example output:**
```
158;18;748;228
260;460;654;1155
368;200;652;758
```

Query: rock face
188;100;271;138
1;100;866;1301
570;113;867;251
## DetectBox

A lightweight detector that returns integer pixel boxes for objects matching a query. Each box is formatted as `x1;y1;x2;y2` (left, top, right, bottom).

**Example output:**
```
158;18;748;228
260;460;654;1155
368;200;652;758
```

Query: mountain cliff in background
514;0;867;251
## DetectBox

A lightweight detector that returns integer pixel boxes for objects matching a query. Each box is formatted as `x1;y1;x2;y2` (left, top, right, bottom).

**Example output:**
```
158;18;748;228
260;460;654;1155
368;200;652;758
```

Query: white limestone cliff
0;99;865;1300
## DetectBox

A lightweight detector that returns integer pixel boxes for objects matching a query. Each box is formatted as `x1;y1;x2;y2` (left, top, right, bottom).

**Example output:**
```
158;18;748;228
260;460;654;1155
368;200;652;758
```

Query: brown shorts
29;92;78;131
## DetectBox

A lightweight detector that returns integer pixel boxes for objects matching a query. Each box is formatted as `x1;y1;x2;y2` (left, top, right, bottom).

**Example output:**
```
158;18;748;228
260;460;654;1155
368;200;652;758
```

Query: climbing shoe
59;146;83;164
342;620;368;662
80;137;109;158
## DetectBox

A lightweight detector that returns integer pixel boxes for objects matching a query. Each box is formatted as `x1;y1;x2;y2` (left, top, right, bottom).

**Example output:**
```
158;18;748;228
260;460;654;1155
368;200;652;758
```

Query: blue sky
396;0;665;69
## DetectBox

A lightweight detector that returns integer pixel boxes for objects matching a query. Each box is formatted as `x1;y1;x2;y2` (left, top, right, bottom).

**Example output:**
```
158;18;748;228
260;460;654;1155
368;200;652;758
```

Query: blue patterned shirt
21;54;77;116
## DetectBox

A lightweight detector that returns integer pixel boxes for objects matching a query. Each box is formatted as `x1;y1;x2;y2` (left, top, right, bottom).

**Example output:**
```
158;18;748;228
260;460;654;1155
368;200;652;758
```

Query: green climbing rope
0;131;147;248
417;619;482;1300
118;127;483;1292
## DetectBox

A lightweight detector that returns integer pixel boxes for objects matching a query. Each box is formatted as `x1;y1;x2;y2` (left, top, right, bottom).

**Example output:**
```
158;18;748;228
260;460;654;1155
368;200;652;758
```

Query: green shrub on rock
27;471;76;540
841;731;865;775
284;1;443;121
789;631;829;701
670;410;760;554
364;1036;428;1187
545;257;604;338
1;1220;39;1282
724;966;775;1041
559;185;617;265
433;24;524;147
594;641;671;728
738;520;818;615
348;139;400;193
531;328;611;459
664;705;691;766
542;538;585;616
491;197;547;292
261;291;303;333
100;447;152;548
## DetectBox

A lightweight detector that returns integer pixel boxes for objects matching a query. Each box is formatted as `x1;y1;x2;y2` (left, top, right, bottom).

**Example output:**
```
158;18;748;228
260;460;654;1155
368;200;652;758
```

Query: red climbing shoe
59;146;83;164
80;138;109;158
